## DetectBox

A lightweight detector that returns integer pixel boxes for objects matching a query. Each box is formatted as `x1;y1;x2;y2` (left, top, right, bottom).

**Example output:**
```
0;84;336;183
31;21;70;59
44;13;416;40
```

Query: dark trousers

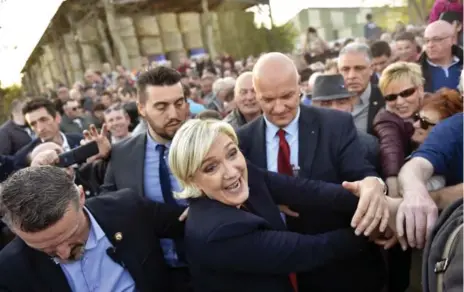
169;267;193;292
386;246;412;292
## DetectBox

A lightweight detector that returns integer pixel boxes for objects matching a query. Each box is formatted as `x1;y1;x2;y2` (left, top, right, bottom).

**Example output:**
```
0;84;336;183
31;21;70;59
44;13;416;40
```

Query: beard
145;115;184;141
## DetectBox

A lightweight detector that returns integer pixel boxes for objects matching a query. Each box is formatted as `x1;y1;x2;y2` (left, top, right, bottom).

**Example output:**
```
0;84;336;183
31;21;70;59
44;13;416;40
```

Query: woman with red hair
411;87;463;144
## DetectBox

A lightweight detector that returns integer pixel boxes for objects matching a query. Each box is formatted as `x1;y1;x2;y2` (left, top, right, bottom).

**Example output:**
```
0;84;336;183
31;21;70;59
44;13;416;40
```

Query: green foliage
0;85;23;123
215;10;298;59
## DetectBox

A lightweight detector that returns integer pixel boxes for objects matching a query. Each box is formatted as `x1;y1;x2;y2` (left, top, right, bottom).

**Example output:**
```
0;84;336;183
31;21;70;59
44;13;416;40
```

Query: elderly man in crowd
338;43;385;134
419;20;463;93
224;72;261;129
237;52;387;292
206;77;236;115
310;74;379;168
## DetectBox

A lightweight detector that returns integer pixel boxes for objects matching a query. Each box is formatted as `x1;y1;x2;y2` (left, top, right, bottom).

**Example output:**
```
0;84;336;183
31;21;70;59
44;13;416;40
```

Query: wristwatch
374;177;388;196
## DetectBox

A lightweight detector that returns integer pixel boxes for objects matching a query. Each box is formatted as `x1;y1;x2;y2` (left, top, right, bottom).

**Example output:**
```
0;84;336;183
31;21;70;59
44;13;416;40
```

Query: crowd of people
0;5;462;292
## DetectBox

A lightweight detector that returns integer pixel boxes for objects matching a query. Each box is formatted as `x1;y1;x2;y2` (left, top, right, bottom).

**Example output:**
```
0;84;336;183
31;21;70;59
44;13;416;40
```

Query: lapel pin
373;101;378;106
114;232;123;242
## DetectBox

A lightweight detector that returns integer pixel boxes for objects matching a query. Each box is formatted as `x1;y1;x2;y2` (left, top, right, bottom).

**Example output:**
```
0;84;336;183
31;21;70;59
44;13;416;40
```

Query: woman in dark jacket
373;62;424;197
168;119;398;292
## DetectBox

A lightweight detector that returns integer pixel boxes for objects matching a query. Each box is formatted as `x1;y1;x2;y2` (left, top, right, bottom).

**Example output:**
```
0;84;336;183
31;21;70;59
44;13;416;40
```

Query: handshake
280;177;405;249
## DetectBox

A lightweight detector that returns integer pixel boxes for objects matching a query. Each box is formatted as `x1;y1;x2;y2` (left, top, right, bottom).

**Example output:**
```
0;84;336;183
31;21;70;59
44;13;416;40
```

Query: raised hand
81;124;111;162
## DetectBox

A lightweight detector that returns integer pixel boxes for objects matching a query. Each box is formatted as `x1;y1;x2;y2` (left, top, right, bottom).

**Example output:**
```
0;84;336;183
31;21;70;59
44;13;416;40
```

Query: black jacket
0;189;185;292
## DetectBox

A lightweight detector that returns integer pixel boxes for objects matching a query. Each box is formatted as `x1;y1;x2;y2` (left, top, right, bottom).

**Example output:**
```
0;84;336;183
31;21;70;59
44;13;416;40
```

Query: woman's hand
342;177;389;236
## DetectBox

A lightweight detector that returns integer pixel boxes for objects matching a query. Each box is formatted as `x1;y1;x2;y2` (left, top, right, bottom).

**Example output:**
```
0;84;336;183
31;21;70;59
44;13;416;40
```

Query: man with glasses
419;20;463;93
60;99;92;134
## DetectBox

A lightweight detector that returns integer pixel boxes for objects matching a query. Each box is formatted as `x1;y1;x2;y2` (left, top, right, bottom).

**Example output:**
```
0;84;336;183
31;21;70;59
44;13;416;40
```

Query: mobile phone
57;141;99;168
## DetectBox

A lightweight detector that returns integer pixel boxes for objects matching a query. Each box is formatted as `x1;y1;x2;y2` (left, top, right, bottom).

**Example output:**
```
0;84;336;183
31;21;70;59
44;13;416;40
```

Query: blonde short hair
169;119;238;199
379;62;424;95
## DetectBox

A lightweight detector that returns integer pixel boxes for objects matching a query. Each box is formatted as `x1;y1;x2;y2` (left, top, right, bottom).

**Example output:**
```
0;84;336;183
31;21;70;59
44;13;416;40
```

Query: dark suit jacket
59;115;92;134
13;133;83;169
358;130;380;170
0;120;32;155
0;189;185;292
101;133;147;194
237;106;385;292
187;162;370;292
367;84;386;135
0;155;15;182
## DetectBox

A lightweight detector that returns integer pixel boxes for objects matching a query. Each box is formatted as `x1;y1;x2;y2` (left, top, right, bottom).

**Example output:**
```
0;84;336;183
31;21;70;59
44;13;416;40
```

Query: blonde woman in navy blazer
168;119;398;292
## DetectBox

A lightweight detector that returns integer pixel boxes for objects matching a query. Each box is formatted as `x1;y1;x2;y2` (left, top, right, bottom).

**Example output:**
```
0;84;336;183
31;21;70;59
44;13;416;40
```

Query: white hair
339;42;373;62
212;77;236;95
308;72;323;88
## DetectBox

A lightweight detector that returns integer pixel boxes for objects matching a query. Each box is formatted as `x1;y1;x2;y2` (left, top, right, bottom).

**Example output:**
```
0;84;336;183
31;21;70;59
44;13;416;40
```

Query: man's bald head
424;20;454;37
425;20;455;37
251;52;301;128
30;142;63;162
424;20;455;62
252;52;299;85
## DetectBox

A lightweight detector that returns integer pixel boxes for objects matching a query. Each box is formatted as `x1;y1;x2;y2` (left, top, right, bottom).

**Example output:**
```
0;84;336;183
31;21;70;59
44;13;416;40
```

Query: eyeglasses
413;113;436;130
424;36;452;45
384;87;417;102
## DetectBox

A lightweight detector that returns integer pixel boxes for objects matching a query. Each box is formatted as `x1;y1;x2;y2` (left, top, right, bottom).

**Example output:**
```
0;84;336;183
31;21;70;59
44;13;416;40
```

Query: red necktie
277;129;293;176
277;129;298;292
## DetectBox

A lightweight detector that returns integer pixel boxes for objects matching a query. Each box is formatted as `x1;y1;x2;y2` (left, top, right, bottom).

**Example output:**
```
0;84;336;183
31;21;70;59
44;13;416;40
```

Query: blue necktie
157;144;186;262
157;144;176;205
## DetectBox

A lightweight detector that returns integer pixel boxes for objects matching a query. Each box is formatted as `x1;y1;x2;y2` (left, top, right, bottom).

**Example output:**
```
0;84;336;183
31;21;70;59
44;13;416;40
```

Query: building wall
290;6;408;47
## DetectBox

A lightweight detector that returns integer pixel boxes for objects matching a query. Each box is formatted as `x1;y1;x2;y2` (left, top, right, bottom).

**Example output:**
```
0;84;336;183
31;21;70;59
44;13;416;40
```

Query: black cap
312;74;354;101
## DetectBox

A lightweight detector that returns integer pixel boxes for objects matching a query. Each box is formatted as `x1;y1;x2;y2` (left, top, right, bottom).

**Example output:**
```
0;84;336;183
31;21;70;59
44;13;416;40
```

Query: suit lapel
130;134;147;197
27;247;72;292
246;191;286;230
251;117;267;168
87;202;152;292
298;106;319;177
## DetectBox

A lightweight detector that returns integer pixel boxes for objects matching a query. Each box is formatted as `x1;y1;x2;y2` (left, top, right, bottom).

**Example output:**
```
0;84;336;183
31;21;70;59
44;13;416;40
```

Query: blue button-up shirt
264;107;300;173
61;208;135;292
144;133;187;267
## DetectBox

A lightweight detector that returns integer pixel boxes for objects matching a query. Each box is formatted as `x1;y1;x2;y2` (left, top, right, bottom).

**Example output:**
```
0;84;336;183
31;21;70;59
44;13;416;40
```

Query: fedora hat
312;74;354;101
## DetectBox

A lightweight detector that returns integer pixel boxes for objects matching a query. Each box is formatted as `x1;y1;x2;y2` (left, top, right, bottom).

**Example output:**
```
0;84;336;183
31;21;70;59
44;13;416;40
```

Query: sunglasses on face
413;113;436;130
384;87;417;102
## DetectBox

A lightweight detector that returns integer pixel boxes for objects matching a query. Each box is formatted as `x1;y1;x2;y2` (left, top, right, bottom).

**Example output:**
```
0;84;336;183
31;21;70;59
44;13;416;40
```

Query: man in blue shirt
102;66;193;291
397;113;463;249
0;165;186;292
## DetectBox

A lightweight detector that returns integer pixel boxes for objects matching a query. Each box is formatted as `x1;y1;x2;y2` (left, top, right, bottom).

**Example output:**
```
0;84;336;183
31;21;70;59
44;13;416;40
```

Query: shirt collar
83;207;105;250
264;107;300;139
359;83;372;105
426;56;460;69
41;132;70;151
146;131;171;151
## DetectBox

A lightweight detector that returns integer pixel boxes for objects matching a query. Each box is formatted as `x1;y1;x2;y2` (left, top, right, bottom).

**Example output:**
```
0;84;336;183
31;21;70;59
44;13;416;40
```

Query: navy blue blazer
0;189;185;292
0;155;15;182
185;162;370;292
13;133;83;169
237;106;385;292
